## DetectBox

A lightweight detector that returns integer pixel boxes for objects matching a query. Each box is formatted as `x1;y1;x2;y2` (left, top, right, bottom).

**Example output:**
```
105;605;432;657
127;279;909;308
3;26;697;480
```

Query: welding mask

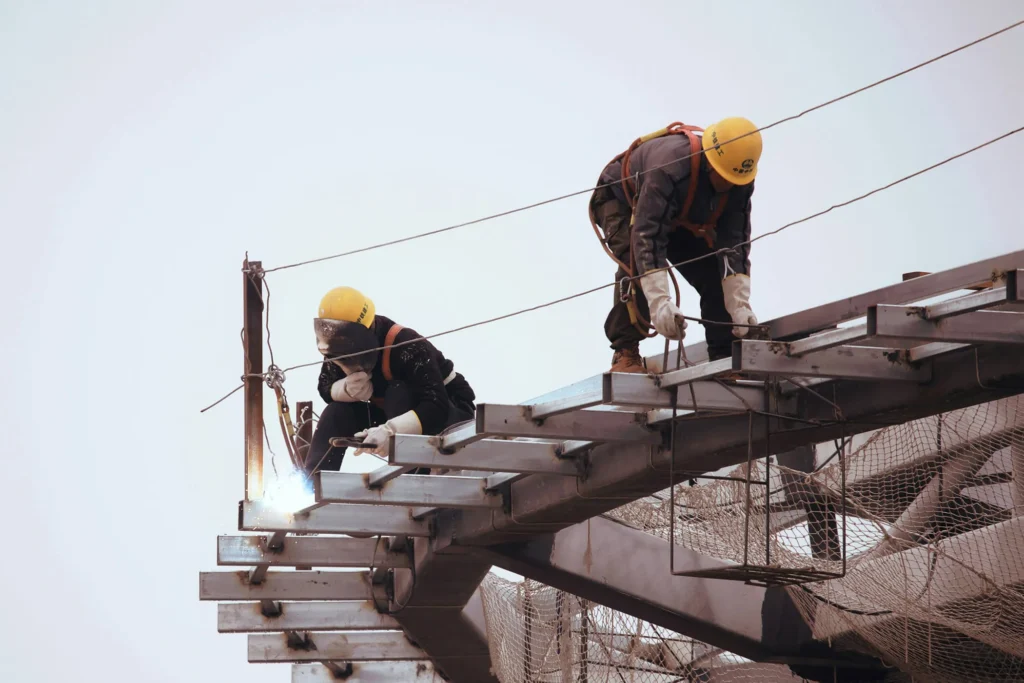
313;318;379;374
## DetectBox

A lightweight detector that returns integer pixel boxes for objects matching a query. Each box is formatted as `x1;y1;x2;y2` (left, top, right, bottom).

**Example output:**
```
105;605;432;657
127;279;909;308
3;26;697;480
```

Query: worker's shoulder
638;134;694;174
383;319;432;351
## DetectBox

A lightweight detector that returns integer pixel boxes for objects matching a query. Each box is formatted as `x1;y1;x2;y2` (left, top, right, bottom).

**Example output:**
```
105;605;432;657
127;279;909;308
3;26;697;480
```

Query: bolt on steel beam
218;601;398;633
218;535;411;569
248;632;429;663
391;434;581;476
735;340;932;382
239;500;431;537
200;570;372;602
315;472;502;510
868;304;1024;345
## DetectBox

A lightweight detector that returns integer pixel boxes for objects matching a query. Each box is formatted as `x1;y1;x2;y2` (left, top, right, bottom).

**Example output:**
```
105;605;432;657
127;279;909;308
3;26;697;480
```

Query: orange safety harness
369;323;404;409
589;122;727;336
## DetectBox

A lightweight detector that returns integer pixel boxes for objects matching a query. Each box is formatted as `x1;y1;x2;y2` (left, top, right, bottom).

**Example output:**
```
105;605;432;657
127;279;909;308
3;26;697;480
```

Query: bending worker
589;117;764;373
304;286;476;476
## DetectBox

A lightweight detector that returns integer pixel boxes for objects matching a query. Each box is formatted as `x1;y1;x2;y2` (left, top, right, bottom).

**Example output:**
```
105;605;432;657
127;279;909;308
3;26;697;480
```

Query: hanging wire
262;19;1023;274
199;124;1024;412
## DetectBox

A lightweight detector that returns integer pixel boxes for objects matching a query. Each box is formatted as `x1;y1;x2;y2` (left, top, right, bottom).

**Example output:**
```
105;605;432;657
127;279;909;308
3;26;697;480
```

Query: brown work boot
610;347;646;374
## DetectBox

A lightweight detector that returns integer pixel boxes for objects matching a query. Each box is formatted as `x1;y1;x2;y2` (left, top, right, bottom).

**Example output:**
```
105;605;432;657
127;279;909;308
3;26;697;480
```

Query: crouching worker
303;286;476;477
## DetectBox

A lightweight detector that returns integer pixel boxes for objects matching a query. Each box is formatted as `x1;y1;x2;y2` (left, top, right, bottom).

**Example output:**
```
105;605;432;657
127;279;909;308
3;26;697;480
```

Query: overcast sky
2;2;1022;681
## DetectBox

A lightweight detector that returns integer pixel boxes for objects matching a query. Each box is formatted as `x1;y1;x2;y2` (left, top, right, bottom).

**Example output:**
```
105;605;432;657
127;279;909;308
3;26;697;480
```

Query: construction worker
304;286;476;477
589;117;763;373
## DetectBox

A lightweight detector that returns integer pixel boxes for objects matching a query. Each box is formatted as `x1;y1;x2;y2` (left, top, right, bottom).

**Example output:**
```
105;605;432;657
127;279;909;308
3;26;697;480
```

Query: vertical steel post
243;259;265;500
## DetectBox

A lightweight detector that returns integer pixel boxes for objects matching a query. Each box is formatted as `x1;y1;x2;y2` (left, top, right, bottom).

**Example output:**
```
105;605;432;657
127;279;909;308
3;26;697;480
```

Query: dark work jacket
316;315;476;434
599;133;754;279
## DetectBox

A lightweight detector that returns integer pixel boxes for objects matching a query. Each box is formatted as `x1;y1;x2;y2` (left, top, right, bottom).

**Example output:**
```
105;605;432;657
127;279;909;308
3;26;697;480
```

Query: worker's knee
318;400;366;434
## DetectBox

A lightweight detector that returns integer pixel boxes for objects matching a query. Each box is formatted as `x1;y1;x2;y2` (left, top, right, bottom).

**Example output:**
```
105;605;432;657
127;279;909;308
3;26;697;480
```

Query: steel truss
199;252;1024;682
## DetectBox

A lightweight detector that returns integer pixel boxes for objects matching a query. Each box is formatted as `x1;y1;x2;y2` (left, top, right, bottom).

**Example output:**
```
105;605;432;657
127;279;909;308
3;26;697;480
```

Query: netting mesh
605;395;1024;682
479;573;812;682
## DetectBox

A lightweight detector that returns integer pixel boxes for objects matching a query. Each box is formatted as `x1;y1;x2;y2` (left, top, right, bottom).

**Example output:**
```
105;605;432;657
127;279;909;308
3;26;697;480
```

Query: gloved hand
640;270;687;340
722;274;758;338
354;410;423;459
330;371;372;402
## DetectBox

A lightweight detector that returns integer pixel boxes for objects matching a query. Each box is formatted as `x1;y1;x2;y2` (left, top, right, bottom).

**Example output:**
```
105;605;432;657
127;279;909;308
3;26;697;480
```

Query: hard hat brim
314;318;379;373
701;134;758;186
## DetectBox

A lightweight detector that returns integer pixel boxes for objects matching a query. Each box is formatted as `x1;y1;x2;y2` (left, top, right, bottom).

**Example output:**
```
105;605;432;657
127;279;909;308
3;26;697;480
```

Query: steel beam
248;632;428;663
292;663;438;682
365;465;410;487
525;375;603;419
388;548;499;681
438;421;485;451
239;500;430;537
474;403;661;444
200;571;371;601
735;340;931;382
909;341;969;362
391;434;581;476
315;472;502;510
787;325;870;356
484;472;525;489
218;601;398;633
218;535;410;569
478;516;769;659
607;373;770;413
924;286;1010;319
767;249;1024;339
868;305;1024;345
658;358;734;388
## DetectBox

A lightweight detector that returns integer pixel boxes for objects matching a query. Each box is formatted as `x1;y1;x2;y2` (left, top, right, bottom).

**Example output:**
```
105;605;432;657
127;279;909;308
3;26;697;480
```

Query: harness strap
382;323;405;382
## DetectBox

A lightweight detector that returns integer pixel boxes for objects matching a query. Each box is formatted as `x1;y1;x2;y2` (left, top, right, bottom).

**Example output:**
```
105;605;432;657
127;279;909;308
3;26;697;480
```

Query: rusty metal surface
243;259;264;500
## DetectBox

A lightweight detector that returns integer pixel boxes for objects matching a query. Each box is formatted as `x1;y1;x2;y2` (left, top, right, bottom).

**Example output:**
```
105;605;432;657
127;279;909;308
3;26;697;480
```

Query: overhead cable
262;18;1023;274
199;124;1023;412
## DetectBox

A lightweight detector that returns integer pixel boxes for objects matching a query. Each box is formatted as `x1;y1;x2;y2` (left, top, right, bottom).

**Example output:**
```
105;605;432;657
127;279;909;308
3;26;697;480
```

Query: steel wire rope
261;19;1023;274
200;125;1024;412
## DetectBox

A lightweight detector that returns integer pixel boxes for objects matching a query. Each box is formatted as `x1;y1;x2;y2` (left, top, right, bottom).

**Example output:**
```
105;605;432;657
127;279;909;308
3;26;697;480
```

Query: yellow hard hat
701;117;762;186
318;286;375;328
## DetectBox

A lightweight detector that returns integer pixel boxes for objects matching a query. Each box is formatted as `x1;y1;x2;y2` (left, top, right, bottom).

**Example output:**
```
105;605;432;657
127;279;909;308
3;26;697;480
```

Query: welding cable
262;19;1023;274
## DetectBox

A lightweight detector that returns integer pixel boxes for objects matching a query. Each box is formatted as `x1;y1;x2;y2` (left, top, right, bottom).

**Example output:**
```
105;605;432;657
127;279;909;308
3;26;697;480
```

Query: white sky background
1;1;1022;681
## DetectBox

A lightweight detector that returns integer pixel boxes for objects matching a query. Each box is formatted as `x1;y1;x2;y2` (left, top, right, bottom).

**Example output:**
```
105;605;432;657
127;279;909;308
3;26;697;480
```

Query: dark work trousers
304;380;475;477
591;186;734;361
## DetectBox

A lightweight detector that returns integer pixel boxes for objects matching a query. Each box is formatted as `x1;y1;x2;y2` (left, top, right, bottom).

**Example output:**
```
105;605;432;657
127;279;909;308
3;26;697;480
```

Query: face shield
313;318;379;374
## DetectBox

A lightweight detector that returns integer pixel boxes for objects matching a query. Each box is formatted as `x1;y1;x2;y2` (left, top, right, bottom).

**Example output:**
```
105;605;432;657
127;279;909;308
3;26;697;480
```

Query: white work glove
354;410;423;459
640;270;687;340
330;371;372;402
722;274;758;338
